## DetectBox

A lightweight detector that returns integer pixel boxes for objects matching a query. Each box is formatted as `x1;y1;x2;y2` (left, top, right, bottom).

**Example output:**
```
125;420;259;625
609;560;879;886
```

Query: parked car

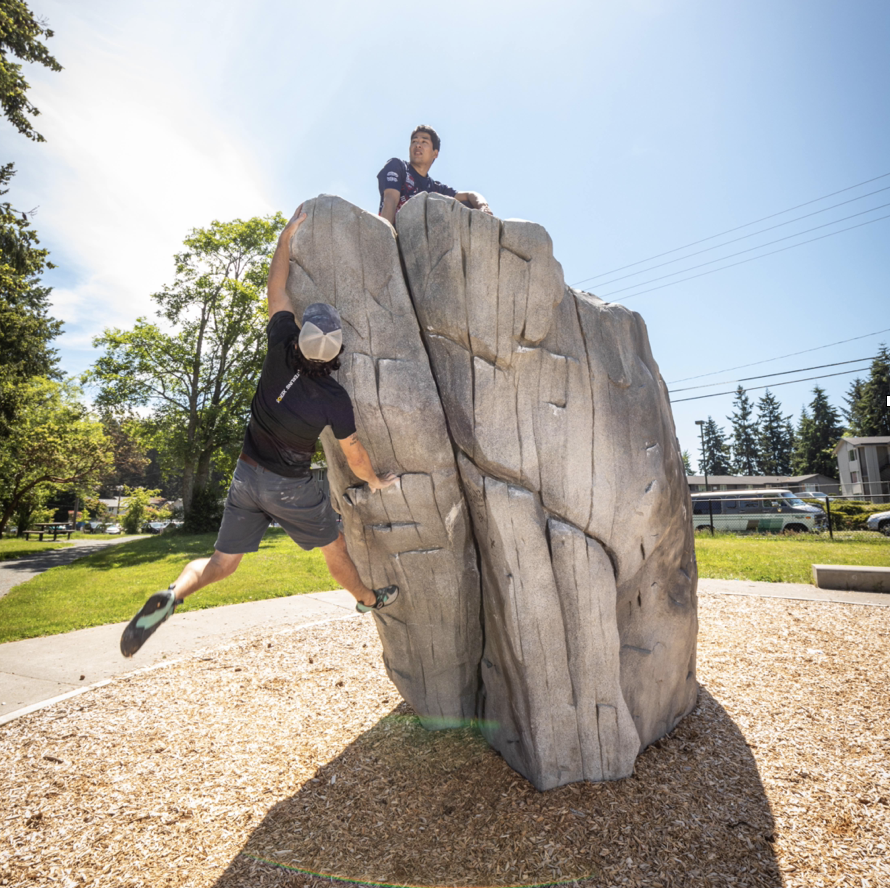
104;524;122;535
142;521;169;534
691;489;826;533
865;510;890;536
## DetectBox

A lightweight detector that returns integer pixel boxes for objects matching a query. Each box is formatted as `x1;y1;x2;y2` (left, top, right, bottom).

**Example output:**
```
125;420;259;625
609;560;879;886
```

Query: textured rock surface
285;192;698;791
397;193;698;790
285;195;482;727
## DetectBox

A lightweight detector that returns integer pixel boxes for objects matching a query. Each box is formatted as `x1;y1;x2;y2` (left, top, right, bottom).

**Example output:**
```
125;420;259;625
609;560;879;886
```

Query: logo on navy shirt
276;372;301;403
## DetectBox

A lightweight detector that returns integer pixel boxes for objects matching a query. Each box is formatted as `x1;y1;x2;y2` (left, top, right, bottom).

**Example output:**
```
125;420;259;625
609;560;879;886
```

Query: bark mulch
0;592;887;888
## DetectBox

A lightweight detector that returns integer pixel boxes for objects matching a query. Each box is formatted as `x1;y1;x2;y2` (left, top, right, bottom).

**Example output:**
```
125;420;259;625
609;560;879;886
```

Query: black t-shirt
241;312;356;478
377;158;458;214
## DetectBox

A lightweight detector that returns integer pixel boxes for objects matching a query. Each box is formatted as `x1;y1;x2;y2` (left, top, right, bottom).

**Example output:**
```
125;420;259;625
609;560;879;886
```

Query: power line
671;366;871;403
668;356;875;394
572;171;890;285
607;211;890;302
668;328;890;383
601;202;890;298
591;184;890;290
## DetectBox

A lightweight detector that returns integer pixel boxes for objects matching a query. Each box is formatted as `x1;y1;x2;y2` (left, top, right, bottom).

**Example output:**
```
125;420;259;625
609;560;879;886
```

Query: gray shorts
215;459;340;554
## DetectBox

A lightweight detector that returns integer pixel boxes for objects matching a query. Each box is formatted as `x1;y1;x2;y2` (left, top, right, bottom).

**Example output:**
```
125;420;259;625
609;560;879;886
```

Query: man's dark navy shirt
241;312;356;478
377;158;457;214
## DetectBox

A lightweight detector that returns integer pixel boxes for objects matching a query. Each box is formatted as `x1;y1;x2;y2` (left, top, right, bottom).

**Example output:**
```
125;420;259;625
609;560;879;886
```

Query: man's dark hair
285;337;343;378
411;124;440;152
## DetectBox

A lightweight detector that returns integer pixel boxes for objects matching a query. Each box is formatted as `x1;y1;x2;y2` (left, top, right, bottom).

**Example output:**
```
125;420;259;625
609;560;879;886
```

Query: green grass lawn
0;529;337;643
695;531;890;583
0;532;140;561
2;526;888;644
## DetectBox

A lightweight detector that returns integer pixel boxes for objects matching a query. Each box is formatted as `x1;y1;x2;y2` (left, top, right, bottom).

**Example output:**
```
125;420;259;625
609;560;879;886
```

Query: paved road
0;536;142;600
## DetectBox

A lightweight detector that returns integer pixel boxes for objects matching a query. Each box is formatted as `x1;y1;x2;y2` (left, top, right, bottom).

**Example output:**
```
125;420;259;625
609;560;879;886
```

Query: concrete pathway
0;536;142;600
0;588;359;726
0;577;886;727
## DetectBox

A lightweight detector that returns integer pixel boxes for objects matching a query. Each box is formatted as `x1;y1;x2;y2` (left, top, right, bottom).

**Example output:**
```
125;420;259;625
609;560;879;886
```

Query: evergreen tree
728;386;760;476
681;450;693;475
791;386;844;478
0;0;63;142
0;0;63;434
756;389;794;476
699;417;733;476
842;377;867;435
852;345;890;436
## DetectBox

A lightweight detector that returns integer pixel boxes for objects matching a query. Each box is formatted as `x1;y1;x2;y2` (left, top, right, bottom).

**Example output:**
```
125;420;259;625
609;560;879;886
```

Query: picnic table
22;524;74;542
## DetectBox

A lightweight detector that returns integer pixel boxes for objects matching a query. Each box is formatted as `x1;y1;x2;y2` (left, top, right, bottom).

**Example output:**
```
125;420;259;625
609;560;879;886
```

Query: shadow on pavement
211;687;781;888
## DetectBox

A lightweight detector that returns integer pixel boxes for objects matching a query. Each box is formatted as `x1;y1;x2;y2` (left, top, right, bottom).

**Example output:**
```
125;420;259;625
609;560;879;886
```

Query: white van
690;489;827;533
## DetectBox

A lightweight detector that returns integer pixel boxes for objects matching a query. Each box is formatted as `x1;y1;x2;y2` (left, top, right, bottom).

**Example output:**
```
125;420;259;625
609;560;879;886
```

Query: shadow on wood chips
211;688;780;888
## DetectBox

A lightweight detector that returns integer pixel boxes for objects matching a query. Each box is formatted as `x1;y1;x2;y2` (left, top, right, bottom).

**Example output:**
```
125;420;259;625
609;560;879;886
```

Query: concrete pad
812;564;890;594
699;577;890;607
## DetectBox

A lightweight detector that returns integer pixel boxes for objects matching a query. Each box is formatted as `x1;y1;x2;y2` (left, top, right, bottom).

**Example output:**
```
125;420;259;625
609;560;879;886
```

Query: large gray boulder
285;195;482;728
285;193;698;791
397;194;698;789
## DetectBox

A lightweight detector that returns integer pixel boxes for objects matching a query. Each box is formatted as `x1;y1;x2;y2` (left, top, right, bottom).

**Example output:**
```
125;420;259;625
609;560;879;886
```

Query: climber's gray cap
299;303;343;363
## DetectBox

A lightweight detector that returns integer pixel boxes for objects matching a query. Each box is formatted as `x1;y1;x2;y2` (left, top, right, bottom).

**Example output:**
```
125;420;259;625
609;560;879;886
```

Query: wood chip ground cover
1;594;887;888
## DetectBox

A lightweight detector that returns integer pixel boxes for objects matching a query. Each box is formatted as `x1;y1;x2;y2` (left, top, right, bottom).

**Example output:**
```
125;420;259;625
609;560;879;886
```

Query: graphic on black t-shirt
241;312;356;478
377;158;457;214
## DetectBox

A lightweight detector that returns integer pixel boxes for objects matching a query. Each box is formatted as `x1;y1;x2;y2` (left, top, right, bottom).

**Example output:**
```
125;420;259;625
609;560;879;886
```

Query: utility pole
696;420;714;534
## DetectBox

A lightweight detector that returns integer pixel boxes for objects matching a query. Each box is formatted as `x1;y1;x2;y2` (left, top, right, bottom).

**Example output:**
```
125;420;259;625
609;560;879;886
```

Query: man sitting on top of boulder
377;124;493;225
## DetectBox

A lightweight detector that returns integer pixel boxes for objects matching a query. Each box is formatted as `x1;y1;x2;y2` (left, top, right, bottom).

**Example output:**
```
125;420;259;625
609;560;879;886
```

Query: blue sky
3;0;888;469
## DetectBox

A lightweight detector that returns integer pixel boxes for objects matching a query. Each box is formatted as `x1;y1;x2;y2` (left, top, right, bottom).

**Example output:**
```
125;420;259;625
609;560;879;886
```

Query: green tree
0;378;112;534
756;389;794;476
791;386;844;479
728;386;760;476
699;417;733;476
842;377;867;436
0;1;63;433
681;449;694;475
121;486;159;535
88;214;285;524
849;345;890;437
0;0;62;141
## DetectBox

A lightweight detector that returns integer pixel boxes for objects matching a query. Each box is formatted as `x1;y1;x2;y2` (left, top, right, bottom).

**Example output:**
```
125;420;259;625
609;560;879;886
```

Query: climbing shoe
120;586;179;657
355;584;399;613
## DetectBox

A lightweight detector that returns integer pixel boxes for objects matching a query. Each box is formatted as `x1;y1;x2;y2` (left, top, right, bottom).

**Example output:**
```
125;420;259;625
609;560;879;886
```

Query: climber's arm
380;189;400;226
454;191;493;214
267;205;306;319
339;433;398;492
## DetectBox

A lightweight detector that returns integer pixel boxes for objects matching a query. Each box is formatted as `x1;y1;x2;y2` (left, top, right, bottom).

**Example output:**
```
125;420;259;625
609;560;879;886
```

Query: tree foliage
87;214;285;522
0;163;60;428
120;486;160;535
845;345;890;437
791;386;844;479
699;417;733;476
0;378;112;533
0;0;62;142
728;386;760;475
756;389;794;476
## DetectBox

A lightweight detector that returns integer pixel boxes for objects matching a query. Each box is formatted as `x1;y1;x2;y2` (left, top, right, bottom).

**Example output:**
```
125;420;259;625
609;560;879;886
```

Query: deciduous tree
0;378;112;534
88;214;285;524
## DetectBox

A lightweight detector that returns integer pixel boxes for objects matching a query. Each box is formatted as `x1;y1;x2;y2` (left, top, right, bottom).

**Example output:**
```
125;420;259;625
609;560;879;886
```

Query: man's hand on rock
369;472;398;492
282;204;307;240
